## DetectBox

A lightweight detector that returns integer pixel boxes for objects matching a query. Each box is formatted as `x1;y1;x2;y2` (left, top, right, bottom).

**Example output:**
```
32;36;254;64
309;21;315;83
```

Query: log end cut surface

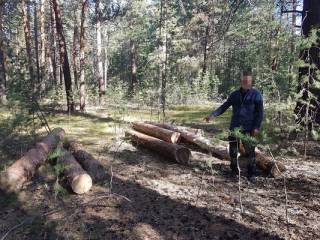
71;173;93;194
171;132;181;144
0;171;25;192
175;147;191;165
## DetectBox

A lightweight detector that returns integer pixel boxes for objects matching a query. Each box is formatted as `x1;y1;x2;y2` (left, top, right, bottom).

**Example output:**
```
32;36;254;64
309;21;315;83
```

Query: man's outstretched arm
204;95;232;122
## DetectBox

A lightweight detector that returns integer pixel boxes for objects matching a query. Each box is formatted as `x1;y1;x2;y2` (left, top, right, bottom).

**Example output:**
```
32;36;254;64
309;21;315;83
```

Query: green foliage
1;0;307;122
48;149;64;163
230;127;258;146
53;179;68;199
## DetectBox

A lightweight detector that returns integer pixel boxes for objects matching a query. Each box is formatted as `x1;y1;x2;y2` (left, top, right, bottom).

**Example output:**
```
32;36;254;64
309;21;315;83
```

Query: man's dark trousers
228;133;256;177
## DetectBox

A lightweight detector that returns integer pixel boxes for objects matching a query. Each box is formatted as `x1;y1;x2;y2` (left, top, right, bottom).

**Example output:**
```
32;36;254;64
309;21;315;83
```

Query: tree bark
129;39;137;97
57;148;92;194
132;121;181;144
103;30;109;91
295;0;320;126
34;0;41;88
22;0;36;93
159;0;168;118
147;122;286;177
0;128;65;191
79;0;88;111
96;0;105;103
52;0;75;112
158;0;168;119
40;0;46;89
200;24;209;83
0;0;6;103
63;141;106;182
72;18;79;90
49;0;57;86
125;129;191;165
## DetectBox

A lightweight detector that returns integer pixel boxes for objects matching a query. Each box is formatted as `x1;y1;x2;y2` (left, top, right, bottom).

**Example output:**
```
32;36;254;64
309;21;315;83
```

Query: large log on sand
132;121;181;144
63;141;106;182
146;122;286;177
57;149;92;194
0;128;65;191
125;129;191;165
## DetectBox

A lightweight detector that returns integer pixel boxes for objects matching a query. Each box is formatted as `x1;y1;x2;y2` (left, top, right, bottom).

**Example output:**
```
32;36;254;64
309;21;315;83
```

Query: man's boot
230;159;238;176
247;161;257;183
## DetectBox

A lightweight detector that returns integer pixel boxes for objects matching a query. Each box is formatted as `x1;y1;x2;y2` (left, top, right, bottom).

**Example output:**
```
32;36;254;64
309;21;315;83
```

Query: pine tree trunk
40;0;46;89
79;0;88;111
72;20;79;90
103;31;109;91
59;55;63;86
0;1;6;103
96;0;105;103
52;0;75;112
295;0;320;126
129;39;137;97
201;25;209;83
34;0;41;89
159;0;168;118
22;0;36;94
49;1;57;86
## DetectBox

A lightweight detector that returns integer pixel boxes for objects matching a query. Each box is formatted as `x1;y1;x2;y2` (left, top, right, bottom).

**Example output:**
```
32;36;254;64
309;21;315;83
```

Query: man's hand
251;129;259;137
203;116;212;123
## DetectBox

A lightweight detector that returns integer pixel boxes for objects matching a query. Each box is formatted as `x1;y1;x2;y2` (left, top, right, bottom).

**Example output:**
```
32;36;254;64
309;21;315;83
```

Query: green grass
0;102;297;169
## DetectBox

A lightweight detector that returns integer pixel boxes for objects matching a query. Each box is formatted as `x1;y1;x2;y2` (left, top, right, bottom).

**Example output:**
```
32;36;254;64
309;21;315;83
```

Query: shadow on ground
88;173;283;240
42;107;129;125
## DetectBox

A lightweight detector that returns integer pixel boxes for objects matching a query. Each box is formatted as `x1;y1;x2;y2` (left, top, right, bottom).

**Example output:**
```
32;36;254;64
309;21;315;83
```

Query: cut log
63;141;106;182
125;129;191;165
146;122;286;177
144;122;205;143
241;147;286;178
57;148;92;194
132;121;181;144
145;121;203;136
0;128;65;191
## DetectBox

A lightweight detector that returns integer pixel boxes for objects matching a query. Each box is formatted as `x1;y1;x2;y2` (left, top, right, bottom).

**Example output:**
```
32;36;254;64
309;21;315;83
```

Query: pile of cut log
126;121;286;178
0;128;105;194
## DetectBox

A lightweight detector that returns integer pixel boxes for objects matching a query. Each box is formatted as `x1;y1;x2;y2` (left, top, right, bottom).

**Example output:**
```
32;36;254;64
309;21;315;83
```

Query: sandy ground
0;108;319;240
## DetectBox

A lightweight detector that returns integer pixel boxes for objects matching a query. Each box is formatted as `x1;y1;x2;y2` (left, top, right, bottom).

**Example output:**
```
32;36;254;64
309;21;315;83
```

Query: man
204;70;264;183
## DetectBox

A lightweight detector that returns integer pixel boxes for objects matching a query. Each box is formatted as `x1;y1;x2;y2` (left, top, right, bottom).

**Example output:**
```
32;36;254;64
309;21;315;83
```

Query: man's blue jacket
209;88;264;132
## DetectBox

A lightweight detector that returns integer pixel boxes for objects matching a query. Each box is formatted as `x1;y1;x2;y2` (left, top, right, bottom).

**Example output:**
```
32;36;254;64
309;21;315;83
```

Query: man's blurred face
241;75;253;90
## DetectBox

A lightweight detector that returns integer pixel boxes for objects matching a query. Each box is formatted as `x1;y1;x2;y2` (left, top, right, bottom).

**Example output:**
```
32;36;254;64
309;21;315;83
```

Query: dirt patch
0;108;319;239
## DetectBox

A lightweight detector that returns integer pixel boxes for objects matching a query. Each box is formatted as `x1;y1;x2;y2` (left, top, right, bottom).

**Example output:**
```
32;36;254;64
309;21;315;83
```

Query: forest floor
0;103;319;240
